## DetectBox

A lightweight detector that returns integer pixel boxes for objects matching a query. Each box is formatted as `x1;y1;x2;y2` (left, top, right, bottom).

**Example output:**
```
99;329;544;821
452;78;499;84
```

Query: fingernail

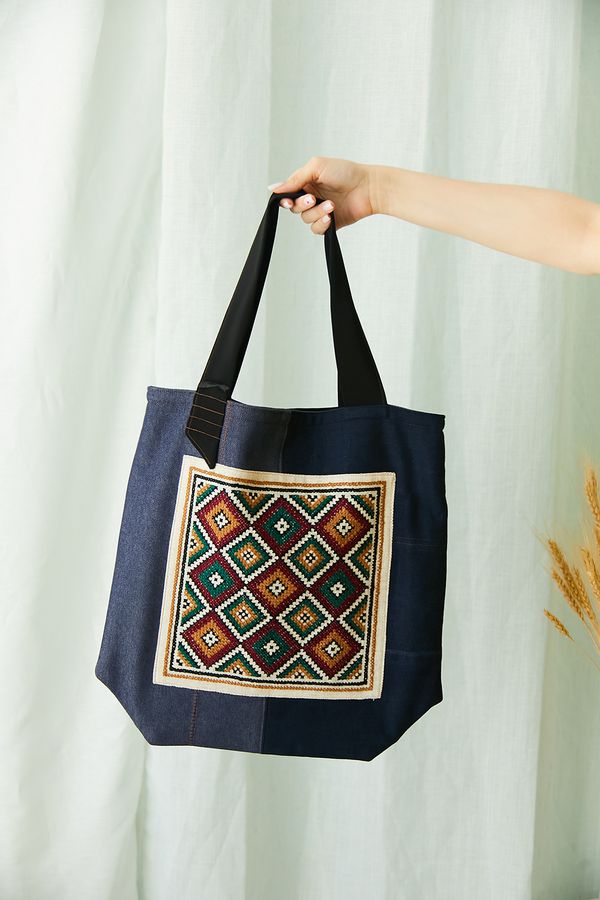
304;195;314;205
323;201;333;211
268;181;283;190
322;214;331;223
282;199;292;208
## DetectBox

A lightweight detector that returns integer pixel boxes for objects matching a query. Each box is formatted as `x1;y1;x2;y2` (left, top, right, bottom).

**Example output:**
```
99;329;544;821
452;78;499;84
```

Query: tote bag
95;189;448;762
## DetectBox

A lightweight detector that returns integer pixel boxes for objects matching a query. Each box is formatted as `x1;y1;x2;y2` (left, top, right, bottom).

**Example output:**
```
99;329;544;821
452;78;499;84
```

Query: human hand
268;156;376;233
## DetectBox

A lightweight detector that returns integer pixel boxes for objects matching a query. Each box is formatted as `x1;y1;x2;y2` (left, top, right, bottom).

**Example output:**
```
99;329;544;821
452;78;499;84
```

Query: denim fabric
95;386;448;761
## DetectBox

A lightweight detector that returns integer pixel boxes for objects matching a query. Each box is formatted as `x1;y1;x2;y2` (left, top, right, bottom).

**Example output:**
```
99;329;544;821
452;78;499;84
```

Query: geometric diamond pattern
311;560;365;615
218;589;269;639
306;622;361;676
188;555;242;607
182;612;237;667
253;496;311;551
317;497;371;554
154;457;396;699
285;531;335;584
244;621;299;675
250;561;304;615
279;593;330;645
224;531;275;579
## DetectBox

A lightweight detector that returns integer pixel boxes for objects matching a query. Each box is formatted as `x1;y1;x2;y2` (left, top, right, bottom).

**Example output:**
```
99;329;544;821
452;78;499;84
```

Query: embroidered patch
153;456;396;699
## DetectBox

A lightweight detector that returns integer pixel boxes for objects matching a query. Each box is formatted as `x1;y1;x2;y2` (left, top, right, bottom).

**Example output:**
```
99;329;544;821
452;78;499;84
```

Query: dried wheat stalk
580;547;600;609
584;466;600;566
543;608;573;640
544;463;600;668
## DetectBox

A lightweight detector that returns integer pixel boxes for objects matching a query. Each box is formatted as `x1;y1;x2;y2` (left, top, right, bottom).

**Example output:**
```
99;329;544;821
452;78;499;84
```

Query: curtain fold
1;2;599;898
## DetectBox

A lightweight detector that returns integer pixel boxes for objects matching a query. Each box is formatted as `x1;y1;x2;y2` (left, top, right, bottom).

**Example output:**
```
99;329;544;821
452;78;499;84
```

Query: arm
270;157;600;275
370;165;600;275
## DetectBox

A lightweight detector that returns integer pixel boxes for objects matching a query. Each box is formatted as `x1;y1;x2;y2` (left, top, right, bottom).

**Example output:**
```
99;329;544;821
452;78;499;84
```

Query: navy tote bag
95;189;448;762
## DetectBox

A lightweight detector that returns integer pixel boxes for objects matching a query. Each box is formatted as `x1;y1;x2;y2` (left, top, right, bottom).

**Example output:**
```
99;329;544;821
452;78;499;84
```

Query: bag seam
259;409;292;755
188;693;199;745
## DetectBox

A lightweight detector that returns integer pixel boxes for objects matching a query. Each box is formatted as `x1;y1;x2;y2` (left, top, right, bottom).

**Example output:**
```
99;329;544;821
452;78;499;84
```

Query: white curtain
2;2;599;898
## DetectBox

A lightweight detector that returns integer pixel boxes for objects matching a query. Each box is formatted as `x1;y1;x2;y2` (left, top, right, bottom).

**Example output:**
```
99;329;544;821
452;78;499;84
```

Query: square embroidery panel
153;455;396;700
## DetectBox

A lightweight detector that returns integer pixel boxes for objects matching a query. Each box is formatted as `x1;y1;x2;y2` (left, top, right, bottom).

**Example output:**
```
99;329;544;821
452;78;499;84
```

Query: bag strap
186;188;387;467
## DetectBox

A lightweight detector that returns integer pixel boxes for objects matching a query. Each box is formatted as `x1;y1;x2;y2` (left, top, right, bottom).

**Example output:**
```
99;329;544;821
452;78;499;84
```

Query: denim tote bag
95;189;448;762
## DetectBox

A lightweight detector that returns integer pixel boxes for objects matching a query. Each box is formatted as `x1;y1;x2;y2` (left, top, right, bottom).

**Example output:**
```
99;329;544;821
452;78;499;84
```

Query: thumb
268;158;321;194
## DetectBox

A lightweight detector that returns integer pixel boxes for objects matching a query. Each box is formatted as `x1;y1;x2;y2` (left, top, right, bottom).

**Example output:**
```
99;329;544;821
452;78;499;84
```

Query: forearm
369;165;600;274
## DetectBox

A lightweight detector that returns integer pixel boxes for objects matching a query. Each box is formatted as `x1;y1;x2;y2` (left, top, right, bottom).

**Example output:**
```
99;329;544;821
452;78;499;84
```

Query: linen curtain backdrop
1;1;599;898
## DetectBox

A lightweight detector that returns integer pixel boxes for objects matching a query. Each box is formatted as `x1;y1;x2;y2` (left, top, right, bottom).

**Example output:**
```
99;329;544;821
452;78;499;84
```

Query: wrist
367;165;400;217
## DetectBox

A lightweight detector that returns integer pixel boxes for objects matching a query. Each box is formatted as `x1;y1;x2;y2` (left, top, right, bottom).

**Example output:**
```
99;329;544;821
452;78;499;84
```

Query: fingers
280;193;316;213
279;193;334;233
268;157;333;231
301;197;334;233
309;212;332;233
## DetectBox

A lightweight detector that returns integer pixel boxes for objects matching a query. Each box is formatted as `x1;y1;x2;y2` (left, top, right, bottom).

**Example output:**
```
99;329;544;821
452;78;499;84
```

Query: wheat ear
547;539;586;623
547;543;600;652
580;546;600;613
584;466;600;557
544;608;600;673
543;609;573;639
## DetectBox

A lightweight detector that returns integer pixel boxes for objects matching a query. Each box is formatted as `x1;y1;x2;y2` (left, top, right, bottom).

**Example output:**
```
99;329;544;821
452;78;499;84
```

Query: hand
268;156;376;233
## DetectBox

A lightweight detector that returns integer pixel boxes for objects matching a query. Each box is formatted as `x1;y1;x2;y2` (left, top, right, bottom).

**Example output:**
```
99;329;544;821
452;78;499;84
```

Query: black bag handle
185;188;387;467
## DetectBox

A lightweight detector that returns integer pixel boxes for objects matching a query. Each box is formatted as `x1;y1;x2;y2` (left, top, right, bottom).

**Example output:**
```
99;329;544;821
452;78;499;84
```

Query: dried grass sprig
580;546;600;609
584;465;600;557
543;609;573;640
547;556;586;623
574;564;599;626
544;462;600;670
584;467;600;527
544;608;600;673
